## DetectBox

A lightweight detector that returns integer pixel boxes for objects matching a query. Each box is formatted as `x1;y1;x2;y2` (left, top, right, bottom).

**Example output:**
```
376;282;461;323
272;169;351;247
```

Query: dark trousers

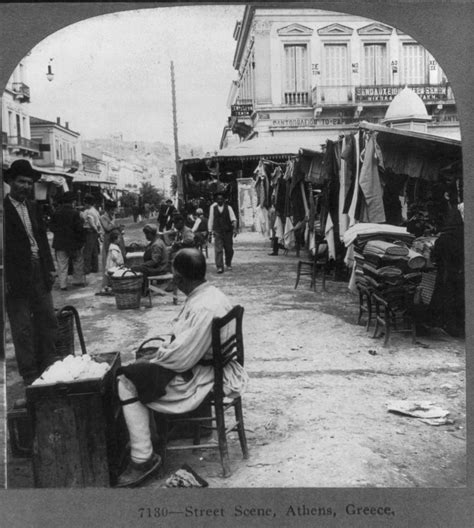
214;231;234;269
83;231;99;274
6;260;59;383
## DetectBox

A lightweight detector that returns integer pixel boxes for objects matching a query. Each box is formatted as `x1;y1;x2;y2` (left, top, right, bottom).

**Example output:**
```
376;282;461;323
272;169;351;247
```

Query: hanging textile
254;161;270;208
255;205;270;237
358;133;386;223
274;215;284;240
283;216;295;249
338;135;349;239
347;132;361;227
325;214;336;260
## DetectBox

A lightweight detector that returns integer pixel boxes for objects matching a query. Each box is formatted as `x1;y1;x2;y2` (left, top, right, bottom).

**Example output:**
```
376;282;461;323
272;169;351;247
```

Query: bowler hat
143;223;158;234
4;159;42;183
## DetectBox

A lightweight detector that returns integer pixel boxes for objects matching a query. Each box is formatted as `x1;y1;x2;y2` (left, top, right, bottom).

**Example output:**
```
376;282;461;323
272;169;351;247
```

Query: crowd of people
3;159;240;386
3;159;248;490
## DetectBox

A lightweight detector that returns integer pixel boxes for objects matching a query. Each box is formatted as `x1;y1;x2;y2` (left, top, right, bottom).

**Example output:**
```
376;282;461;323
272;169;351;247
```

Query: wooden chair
356;284;373;330
294;240;329;292
372;291;416;346
152;305;249;477
145;273;178;306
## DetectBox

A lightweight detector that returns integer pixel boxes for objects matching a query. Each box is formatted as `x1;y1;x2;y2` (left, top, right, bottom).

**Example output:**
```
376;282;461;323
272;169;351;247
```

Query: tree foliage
139;182;163;207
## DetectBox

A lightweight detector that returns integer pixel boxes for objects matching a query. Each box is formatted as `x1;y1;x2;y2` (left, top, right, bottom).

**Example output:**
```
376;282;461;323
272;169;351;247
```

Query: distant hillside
81;138;204;168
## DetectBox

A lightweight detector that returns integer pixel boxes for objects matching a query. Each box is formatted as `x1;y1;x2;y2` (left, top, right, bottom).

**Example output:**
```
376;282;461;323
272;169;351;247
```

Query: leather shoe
115;453;162;488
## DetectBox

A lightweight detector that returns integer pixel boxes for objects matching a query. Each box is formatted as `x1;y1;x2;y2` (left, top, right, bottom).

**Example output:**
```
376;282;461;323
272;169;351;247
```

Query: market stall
333;122;464;338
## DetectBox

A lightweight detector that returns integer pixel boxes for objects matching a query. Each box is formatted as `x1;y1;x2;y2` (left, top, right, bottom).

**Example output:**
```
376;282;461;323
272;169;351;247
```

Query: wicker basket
125;251;145;268
110;270;143;310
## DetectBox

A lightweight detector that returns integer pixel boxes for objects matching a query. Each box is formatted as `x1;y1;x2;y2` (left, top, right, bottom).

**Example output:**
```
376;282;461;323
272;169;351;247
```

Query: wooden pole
170;61;183;207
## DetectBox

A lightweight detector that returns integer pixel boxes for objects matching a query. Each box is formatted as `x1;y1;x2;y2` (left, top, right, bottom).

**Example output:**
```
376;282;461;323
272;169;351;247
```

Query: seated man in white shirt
116;248;248;487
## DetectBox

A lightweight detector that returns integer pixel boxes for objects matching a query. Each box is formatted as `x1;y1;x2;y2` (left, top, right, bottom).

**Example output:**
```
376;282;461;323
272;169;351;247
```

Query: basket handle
57;305;87;356
117;267;141;278
136;335;174;354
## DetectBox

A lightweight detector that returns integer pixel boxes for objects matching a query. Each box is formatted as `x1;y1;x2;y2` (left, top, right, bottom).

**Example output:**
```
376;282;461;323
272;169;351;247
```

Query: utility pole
170;61;183;207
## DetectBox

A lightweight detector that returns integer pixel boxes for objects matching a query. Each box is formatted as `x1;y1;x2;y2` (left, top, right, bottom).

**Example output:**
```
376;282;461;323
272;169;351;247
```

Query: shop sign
272;117;345;127
231;103;253;117
355;85;448;102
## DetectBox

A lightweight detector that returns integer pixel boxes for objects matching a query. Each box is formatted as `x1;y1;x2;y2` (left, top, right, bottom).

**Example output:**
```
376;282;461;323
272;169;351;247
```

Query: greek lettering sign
231;103;253;117
272;117;345;127
355;85;448;102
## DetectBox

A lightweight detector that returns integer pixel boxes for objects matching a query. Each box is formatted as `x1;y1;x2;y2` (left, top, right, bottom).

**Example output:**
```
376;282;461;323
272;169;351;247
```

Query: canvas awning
358;121;462;179
71;171;117;186
215;135;329;160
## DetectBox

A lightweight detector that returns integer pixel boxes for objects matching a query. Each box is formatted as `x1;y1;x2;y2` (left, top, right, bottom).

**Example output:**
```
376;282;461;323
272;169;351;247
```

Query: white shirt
147;282;248;413
8;195;39;257
208;203;236;232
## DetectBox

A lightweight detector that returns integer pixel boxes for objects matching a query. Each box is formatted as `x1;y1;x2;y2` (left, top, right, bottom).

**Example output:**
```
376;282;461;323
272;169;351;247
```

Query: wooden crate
26;352;128;488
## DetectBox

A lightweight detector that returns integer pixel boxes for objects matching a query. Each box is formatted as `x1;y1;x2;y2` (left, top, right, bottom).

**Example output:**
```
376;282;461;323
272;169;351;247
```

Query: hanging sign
355;85;448;102
231;103;253;117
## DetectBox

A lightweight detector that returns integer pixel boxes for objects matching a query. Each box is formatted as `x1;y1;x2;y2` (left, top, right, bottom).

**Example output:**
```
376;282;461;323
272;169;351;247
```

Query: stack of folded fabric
356;238;426;300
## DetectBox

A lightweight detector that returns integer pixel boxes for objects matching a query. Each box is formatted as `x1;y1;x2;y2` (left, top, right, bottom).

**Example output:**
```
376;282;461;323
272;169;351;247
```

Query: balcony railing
11;82;31;102
312;83;455;106
8;136;40;152
63;159;80;169
284;91;310;106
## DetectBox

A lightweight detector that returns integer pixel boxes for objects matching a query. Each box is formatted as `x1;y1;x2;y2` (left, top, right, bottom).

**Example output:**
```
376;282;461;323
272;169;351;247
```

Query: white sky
22;5;245;151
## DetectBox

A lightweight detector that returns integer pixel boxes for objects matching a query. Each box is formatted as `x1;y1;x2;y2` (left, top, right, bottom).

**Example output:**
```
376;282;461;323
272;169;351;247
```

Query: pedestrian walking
208;192;237;273
82;194;102;275
49;191;86;290
3;159;60;386
99;200;125;293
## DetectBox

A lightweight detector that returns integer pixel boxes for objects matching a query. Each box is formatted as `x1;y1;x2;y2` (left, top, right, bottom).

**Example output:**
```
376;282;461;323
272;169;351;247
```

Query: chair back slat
211;305;244;398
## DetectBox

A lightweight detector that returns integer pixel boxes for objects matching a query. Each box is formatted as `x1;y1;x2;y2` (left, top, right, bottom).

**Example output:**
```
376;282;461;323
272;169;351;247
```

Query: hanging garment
256;205;270;237
274;215;284;240
347;132;361;227
283;216;295;250
254;161;270;208
338;135;349;240
358;134;386;223
324;214;336;260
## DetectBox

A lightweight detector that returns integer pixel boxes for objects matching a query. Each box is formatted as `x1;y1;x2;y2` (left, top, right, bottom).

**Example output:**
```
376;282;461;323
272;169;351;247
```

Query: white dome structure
382;87;431;132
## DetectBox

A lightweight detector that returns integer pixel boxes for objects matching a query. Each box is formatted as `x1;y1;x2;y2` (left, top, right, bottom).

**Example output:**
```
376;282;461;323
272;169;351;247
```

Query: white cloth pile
32;354;109;385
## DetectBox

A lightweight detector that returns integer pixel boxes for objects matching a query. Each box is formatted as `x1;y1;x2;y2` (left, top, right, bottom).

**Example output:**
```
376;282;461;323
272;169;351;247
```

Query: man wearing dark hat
49;191;86;290
157;199;176;232
208;192;237;273
3;159;59;385
131;224;169;278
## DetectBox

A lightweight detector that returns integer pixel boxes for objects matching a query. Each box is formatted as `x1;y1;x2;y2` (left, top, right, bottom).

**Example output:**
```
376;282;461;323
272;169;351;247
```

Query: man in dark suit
4;159;59;385
157;199;176;232
50;191;86;290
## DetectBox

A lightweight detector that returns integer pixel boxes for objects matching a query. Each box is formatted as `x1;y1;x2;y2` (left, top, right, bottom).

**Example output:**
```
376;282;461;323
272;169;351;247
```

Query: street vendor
163;214;195;260
130;224;169;278
4;160;60;385
115;249;248;487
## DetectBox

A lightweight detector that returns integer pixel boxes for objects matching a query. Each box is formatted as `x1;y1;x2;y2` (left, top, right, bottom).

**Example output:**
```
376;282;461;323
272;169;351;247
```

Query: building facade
223;7;459;148
1;60;40;167
30;116;82;173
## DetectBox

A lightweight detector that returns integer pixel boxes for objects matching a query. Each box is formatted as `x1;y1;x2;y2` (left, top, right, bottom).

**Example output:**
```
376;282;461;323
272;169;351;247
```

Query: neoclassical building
222;7;459;149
